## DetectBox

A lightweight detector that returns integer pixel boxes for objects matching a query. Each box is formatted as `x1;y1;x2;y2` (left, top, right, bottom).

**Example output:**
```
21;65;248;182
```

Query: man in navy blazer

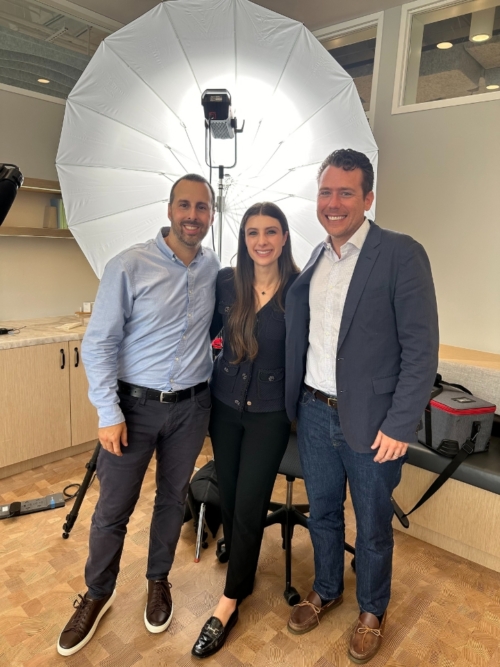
285;149;438;663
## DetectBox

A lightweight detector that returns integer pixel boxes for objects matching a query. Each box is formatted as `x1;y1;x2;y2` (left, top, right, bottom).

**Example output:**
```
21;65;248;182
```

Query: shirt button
269;376;275;381
225;306;230;312
175;357;179;361
224;367;229;373
242;374;248;380
234;400;240;405
247;401;252;406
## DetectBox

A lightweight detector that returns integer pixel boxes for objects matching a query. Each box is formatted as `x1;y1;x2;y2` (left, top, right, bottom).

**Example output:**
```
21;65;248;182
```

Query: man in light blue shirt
57;174;220;657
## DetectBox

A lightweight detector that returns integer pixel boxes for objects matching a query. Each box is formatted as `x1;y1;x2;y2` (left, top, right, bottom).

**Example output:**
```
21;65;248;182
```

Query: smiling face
317;165;374;250
244;214;288;268
167;179;214;249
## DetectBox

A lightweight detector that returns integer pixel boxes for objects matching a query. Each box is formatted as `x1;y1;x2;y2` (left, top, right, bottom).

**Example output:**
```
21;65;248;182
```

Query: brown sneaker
287;590;343;635
144;579;173;633
348;611;386;664
57;589;116;656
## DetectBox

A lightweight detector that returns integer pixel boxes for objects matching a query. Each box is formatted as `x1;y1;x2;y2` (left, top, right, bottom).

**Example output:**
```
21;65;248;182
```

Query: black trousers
85;388;211;599
209;396;291;602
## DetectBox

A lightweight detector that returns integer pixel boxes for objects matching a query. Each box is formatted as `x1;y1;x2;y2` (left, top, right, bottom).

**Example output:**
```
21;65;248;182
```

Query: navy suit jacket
285;221;439;453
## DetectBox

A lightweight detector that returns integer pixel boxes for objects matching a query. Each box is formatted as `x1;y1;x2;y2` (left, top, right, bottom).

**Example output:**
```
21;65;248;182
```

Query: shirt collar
156;226;205;263
323;218;371;254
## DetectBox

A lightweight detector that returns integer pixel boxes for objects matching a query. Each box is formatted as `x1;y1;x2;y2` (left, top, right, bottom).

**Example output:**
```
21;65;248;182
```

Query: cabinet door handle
60;348;65;369
74;347;80;368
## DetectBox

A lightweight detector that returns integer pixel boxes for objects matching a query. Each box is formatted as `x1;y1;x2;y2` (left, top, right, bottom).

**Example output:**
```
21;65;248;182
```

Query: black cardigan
210;267;297;413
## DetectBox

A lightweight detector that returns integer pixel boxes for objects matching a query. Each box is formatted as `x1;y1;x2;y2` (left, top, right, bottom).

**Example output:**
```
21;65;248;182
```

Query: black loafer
191;609;239;658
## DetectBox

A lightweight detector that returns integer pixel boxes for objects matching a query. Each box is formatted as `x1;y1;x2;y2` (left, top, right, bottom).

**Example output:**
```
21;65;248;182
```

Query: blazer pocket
372;374;399;395
257;367;285;400
360;286;387;301
216;358;239;392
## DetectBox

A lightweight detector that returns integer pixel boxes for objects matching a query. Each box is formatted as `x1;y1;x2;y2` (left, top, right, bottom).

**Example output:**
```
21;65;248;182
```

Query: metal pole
217;165;224;260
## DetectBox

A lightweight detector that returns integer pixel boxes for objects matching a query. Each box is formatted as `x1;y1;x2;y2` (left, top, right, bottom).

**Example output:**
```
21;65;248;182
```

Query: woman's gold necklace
255;281;279;296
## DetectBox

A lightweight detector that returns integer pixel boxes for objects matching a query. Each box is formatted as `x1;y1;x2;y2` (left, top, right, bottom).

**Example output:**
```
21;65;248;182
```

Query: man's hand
98;422;128;456
371;430;408;463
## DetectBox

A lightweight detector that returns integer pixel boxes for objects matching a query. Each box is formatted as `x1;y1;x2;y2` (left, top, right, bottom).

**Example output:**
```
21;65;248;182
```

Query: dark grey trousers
85;388;211;599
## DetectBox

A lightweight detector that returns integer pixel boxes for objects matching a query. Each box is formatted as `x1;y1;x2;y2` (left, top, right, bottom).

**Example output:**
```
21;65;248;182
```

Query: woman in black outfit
191;202;299;659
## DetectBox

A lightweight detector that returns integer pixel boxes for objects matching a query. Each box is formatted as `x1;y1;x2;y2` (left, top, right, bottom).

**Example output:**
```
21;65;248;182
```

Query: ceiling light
485;68;500;90
470;8;494;43
472;34;491;42
38;78;50;84
437;42;453;49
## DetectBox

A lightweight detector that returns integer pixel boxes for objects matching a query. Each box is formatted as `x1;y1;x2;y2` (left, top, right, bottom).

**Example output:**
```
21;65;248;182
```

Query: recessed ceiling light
437;42;453;49
38;78;50;84
486;84;500;90
470;8;494;44
471;34;490;42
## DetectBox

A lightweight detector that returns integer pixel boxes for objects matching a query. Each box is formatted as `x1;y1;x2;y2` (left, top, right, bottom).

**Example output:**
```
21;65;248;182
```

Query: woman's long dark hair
227;202;299;363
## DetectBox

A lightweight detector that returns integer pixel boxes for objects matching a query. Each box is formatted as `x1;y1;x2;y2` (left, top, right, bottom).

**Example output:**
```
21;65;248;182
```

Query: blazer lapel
337;223;381;351
289;242;325;297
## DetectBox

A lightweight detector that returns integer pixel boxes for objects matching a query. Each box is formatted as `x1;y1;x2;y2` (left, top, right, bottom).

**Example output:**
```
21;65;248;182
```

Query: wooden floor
1;441;500;667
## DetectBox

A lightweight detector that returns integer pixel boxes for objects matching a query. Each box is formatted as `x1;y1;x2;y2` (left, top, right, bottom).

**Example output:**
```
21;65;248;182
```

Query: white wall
370;7;500;354
0;89;64;180
0;89;99;321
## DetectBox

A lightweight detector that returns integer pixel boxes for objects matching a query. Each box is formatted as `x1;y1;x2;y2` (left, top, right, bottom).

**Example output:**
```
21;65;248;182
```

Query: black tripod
62;442;101;539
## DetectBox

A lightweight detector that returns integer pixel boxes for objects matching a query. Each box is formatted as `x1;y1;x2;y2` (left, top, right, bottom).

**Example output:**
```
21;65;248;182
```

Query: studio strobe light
0;164;23;226
201;89;234;140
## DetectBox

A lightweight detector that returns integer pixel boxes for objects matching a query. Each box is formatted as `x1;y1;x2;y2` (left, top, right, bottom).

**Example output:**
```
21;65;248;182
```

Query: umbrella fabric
56;0;378;277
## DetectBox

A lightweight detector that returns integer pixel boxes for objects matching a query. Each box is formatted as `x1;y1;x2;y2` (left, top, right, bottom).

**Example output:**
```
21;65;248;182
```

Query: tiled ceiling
60;0;410;31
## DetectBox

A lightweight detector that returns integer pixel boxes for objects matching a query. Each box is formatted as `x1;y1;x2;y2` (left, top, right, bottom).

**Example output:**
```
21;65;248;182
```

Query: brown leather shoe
57;589;116;656
287;590;343;635
348;611;386;664
144;579;173;633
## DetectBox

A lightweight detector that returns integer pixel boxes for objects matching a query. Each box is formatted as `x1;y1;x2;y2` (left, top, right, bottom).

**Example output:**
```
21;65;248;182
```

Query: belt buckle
160;391;178;403
327;396;338;408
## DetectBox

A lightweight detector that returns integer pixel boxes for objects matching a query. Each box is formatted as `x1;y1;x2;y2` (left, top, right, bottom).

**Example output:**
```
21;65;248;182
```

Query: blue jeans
297;388;405;616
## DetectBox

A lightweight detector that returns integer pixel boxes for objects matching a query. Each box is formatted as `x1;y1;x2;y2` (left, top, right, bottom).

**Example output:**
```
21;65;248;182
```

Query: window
0;0;119;101
315;13;384;124
394;0;500;112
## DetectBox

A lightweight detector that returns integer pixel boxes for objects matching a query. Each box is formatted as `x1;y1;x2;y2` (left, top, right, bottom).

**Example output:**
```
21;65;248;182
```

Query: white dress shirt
305;218;370;396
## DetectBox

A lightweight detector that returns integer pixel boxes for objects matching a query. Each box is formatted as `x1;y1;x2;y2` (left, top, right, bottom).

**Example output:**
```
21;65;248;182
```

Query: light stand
201;89;244;259
62;442;101;539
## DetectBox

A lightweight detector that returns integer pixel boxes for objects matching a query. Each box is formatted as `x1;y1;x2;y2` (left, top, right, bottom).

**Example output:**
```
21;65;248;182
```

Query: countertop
0;316;88;351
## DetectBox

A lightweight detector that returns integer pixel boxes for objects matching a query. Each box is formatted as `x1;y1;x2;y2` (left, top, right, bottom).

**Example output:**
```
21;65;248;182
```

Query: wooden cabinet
69;341;99;447
0;340;97;468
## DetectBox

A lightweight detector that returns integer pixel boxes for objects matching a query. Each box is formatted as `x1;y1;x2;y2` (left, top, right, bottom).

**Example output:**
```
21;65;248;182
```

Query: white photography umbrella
56;0;378;277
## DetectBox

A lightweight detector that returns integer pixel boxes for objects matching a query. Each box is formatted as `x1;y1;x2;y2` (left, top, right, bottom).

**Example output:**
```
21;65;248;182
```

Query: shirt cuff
98;404;126;429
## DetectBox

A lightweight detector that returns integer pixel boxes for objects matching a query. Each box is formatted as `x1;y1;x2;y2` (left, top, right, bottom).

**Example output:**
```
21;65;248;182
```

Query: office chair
265;432;356;605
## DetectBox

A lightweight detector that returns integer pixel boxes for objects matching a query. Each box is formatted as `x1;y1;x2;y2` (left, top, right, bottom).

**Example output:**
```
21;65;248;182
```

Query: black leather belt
117;380;208;404
304;384;338;408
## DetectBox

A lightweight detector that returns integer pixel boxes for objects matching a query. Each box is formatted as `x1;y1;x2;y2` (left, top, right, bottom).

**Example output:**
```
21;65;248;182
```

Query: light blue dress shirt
82;227;220;427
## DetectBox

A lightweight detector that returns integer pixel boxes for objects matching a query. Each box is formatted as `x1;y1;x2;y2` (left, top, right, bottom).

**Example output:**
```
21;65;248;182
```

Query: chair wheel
284;587;300;606
351;557;356;572
216;538;229;563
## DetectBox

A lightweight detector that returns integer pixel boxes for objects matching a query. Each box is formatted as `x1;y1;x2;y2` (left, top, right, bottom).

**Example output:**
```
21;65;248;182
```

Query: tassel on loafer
191;608;239;659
